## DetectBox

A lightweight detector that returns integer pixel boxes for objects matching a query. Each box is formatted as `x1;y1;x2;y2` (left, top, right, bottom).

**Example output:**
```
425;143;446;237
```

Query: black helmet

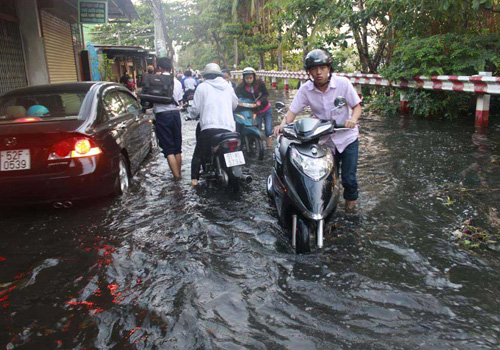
304;49;333;71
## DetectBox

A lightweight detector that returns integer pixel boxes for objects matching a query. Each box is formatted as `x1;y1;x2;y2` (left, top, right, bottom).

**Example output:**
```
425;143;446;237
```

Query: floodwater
1;90;500;349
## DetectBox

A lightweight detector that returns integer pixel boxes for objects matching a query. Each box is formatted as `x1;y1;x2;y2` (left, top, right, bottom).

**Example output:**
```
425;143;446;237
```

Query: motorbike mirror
275;101;286;110
334;96;347;108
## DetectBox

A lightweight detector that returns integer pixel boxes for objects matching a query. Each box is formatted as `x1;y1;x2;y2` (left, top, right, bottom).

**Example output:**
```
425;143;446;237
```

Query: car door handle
117;122;128;129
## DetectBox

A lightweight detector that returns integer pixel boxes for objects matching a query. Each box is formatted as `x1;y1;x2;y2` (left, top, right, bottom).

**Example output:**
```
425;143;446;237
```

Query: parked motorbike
200;130;252;192
267;97;349;253
234;98;264;160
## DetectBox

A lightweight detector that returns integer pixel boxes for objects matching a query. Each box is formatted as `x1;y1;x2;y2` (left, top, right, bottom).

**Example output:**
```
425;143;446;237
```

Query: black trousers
191;125;231;180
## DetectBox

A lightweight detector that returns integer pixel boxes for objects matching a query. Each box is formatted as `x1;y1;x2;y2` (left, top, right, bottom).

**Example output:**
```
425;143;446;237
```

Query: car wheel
114;155;130;195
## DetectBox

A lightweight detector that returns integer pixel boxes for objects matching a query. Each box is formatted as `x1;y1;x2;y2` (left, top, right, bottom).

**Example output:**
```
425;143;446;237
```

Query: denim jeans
256;108;273;137
334;139;359;201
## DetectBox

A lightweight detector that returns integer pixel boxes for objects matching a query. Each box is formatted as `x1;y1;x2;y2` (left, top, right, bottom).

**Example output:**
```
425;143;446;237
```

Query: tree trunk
277;28;283;71
212;32;227;67
234;38;238;69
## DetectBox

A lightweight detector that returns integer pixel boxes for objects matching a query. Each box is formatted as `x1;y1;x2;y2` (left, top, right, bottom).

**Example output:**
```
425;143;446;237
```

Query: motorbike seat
211;132;240;146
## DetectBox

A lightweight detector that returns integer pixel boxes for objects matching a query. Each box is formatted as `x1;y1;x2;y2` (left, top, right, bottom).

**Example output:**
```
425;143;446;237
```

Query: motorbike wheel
245;135;264;161
295;216;311;254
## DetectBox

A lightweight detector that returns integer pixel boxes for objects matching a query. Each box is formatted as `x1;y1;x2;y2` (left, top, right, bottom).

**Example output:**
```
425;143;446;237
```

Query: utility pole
146;0;174;59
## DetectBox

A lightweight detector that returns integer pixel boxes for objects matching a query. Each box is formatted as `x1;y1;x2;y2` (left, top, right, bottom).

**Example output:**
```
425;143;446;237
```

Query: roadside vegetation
90;0;500;119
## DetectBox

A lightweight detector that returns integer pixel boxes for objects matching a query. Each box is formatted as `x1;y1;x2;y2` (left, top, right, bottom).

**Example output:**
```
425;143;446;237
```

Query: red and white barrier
232;70;499;128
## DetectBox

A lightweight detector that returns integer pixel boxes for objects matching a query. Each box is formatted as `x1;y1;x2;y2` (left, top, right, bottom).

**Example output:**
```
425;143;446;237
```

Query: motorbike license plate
224;151;245;167
1;149;31;171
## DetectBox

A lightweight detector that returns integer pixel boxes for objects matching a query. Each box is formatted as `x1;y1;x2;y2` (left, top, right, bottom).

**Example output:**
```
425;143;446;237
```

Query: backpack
139;74;177;105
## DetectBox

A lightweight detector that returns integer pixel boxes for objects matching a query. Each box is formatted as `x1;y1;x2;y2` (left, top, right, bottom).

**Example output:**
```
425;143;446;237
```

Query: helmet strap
308;71;332;88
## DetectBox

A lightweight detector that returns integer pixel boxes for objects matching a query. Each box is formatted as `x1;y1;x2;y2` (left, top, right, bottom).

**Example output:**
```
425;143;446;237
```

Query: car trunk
0;119;86;177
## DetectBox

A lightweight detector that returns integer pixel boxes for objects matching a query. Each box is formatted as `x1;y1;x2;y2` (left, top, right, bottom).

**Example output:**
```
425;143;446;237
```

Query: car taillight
48;137;102;160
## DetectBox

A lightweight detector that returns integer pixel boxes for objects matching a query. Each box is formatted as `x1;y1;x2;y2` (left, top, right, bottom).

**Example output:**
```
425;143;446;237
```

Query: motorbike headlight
290;148;333;181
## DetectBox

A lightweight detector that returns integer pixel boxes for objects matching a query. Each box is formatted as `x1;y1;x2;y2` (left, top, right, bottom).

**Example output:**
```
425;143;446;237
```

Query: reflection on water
1;90;499;349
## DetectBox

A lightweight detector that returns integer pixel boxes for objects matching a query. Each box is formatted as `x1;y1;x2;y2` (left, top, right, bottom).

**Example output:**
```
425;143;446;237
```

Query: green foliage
452;218;500;250
98;54;116;81
383;34;500;80
363;88;401;117
89;4;155;47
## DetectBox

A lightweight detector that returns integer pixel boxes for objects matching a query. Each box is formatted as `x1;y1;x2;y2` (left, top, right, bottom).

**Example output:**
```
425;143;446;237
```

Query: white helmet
202;63;223;77
242;67;256;77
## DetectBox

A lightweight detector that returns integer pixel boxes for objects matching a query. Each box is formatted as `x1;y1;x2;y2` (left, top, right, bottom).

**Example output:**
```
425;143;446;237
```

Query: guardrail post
284;78;289;92
272;76;276;89
400;92;409;114
475;72;492;128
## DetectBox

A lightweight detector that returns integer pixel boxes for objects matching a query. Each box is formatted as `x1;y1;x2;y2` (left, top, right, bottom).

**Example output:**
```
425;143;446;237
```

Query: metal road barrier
232;70;498;128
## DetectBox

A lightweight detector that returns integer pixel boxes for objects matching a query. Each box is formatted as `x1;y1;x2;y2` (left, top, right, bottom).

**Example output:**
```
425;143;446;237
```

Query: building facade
0;0;138;95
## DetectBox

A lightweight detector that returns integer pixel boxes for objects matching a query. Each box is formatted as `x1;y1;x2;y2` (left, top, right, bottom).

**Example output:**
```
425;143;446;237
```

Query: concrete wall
17;0;49;86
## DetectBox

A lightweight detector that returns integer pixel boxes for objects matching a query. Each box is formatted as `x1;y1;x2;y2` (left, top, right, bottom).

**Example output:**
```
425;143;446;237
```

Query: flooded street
1;90;500;349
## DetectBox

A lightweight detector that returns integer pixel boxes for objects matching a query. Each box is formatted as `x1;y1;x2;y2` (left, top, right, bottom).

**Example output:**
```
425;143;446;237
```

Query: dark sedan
0;82;153;207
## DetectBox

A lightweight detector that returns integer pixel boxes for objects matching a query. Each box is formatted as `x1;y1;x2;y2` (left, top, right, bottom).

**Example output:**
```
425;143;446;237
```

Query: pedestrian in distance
189;63;238;186
120;71;129;86
273;49;362;212
221;68;236;89
143;57;184;181
235;67;273;148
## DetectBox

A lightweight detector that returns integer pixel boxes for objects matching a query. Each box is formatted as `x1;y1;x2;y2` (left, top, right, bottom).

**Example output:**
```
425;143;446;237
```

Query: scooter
233;98;264;160
182;89;195;111
200;130;252;192
267;97;349;254
183;90;198;120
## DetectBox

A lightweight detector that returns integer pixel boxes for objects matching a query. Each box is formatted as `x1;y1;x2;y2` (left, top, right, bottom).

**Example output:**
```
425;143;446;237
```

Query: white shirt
190;77;238;131
183;77;198;91
153;72;183;113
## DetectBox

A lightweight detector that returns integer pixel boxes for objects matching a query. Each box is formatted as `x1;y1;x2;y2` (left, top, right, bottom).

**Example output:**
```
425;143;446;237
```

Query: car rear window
0;92;88;123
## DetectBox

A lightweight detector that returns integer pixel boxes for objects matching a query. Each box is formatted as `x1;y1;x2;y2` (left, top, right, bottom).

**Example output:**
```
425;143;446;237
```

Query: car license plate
224;151;245;167
1;149;31;171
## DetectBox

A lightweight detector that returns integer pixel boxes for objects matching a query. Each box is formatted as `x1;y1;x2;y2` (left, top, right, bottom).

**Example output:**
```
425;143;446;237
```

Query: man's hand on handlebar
344;119;357;128
273;124;283;137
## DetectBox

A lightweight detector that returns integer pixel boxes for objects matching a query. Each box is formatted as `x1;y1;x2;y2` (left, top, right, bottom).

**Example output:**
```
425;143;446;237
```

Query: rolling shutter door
0;18;27;94
41;11;77;83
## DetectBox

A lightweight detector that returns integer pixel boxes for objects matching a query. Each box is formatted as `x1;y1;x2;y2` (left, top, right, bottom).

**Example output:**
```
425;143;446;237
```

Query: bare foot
191;179;198;186
345;200;356;212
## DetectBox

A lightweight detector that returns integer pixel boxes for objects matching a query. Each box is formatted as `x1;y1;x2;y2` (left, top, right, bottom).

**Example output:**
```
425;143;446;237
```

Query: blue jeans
256;108;273;137
334;139;359;201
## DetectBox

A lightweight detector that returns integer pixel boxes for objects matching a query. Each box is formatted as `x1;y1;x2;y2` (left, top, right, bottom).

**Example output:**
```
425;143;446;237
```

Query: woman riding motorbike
235;67;273;148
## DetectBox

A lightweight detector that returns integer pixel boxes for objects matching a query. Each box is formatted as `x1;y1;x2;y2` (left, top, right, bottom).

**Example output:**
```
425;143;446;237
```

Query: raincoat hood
203;77;231;91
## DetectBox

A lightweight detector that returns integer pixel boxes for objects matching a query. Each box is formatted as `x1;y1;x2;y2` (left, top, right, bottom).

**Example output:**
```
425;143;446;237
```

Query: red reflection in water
66;299;104;315
97;244;116;267
107;283;125;304
0;286;16;309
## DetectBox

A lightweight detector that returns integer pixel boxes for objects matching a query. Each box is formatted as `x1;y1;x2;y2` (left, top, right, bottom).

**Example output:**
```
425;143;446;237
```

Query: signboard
86;43;102;81
78;1;107;24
